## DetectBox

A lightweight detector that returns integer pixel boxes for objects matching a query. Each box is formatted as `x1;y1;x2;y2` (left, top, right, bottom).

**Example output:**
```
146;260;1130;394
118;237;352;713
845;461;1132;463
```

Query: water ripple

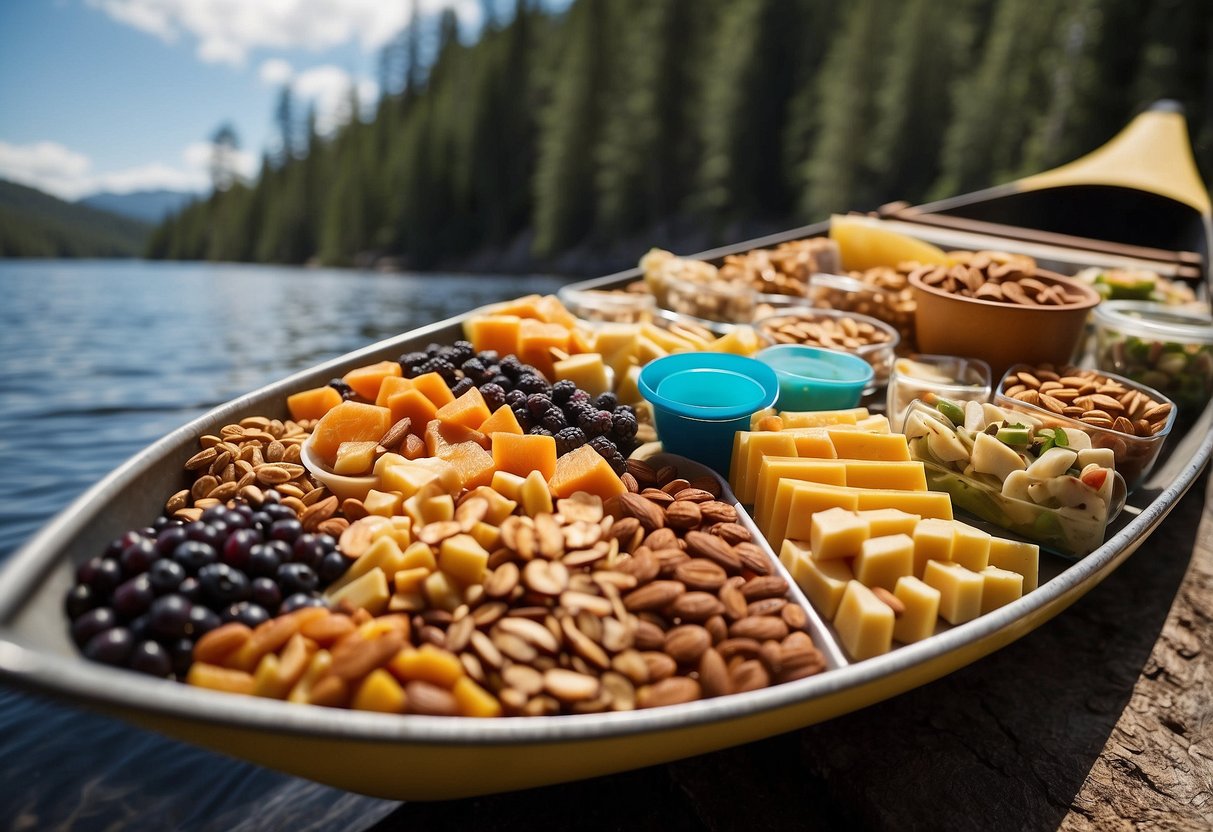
0;259;566;828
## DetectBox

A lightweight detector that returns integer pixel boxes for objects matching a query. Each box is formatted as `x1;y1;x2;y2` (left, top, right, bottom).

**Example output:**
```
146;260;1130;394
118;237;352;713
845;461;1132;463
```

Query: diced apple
1077;447;1116;469
972;432;1027;481
1026;446;1078;480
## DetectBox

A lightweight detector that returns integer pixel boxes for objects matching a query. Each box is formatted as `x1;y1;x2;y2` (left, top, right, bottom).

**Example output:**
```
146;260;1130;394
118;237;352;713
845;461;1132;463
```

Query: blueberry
281;593;326;613
128;640;172;677
222;602;270;628
197;563;251;605
250;577;282;613
120;537;158;576
177;576;203;603
148;594;193;639
168;638;195;676
172;540;218;574
65;584;97;619
154;524;189;556
292;533;330;569
72;607;117;647
184;520;224;550
277;562;319;595
83;557;123;594
269;518;303;545
188;604;222;637
248;542;286;577
222;527;262;570
112;574;156;620
84;628;134;666
317;550;348;584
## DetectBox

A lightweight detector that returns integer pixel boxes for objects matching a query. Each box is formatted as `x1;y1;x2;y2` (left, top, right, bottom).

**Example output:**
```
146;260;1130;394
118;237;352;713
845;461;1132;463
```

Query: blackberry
515;373;549;395
550;379;577;405
479;382;507;411
447;340;475;364
476;349;500;365
567;401;596;427
398;351;429;376
418;357;458;383
499;356;525;379
606;451;628;476
489;374;512;389
584;410;614;437
461;357;489;383
327;378;357;400
528;425;554;438
450;377;475;397
504;389;527;407
611;408;638;439
588;435;617;457
541;408;568;432
594;392;619;412
526;393;553;417
424;342;444;356
567;389;591;406
554;426;587;455
513;405;532;428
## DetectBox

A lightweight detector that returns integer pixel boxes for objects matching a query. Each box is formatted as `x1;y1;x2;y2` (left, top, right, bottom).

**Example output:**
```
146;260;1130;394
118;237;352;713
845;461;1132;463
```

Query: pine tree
800;0;896;219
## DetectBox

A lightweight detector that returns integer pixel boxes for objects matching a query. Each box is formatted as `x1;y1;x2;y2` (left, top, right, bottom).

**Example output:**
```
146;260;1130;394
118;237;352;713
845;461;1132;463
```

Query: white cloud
259;57;294;86
88;0;482;66
292;65;379;133
0;139;257;200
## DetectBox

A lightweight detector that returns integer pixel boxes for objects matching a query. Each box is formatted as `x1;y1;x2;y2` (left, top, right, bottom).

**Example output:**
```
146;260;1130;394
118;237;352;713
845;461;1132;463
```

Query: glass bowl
807;272;917;352
753;306;899;391
886;354;992;430
754;344;874;411
656;273;756;324
902;399;1126;558
557;286;656;324
1090;300;1213;413
994;364;1177;490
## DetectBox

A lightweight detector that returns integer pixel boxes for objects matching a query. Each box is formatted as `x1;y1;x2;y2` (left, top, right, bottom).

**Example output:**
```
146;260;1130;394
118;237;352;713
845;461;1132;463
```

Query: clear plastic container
658;273;756;324
902;399;1126;558
753;306;899;390
557;286;656;324
1091;300;1213;412
994;363;1177;490
807;272;916;352
886;355;991;430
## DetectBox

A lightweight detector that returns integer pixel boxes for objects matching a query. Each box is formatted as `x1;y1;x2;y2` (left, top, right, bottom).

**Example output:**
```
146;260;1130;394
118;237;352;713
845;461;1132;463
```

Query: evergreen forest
147;0;1213;274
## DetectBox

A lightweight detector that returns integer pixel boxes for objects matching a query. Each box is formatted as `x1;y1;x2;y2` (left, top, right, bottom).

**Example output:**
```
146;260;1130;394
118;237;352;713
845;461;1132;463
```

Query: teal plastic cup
755;344;874;411
638;353;779;477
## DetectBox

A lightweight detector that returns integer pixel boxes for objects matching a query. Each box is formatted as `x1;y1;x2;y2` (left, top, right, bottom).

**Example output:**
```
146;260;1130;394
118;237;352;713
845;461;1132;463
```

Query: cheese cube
810;507;871;561
892;576;941;643
770;408;867;428
951;521;992;572
781;540;852;620
827;429;911;461
362;489;404;517
922;560;984;625
980;566;1024;613
988;538;1040;592
857;508;921;538
912;518;955;577
853;489;953;519
855;414;892;433
553;353;610;396
753;457;847;530
840;459;928;491
853;534;914;591
834;581;894;660
736;432;798;503
438;534;490;586
779;482;861;546
789;428;839;459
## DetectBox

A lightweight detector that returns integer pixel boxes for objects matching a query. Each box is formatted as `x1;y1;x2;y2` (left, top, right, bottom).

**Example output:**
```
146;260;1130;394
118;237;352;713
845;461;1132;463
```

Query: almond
664;500;702;530
637;676;701;709
674;559;728;591
622;580;686;611
669;592;726;622
618;492;665;532
685;531;742;572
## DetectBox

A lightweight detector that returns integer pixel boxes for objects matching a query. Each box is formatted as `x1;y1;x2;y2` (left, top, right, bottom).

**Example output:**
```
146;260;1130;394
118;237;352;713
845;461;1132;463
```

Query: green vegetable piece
996;426;1031;446
936;398;965;427
1052;428;1068;447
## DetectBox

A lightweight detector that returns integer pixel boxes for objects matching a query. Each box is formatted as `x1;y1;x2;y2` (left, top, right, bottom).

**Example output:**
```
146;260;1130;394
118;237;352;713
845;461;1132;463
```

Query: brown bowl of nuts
908;251;1101;378
994;363;1177;490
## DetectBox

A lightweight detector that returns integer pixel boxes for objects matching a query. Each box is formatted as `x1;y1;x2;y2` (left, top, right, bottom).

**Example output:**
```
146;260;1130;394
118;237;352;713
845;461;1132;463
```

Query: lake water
0;260;567;830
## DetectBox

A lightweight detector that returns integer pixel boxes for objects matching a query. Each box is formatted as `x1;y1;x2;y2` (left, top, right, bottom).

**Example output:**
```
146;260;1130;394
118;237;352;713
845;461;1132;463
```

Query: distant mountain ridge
0;179;150;258
79;189;196;223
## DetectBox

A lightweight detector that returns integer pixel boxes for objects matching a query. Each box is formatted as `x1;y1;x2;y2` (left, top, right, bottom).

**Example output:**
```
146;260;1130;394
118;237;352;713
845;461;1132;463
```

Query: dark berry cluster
396;342;639;473
64;495;349;679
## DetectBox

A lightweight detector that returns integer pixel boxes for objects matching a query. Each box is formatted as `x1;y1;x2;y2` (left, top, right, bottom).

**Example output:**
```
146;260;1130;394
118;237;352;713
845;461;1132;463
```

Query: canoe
0;104;1210;800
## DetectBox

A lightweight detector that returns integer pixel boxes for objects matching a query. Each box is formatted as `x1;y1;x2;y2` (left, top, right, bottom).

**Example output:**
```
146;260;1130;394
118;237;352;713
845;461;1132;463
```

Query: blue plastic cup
638;353;779;477
755;344;874;411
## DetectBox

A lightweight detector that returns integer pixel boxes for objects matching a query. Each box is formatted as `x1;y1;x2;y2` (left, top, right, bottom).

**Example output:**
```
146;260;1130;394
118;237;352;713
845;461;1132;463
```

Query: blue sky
0;0;534;200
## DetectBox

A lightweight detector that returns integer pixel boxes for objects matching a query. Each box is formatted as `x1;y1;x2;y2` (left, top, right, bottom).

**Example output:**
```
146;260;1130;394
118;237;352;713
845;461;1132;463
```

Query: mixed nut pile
912;251;1089;306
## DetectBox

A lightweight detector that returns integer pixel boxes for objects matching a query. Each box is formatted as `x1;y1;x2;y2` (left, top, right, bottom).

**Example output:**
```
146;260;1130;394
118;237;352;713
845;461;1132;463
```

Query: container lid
1092;300;1213;345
